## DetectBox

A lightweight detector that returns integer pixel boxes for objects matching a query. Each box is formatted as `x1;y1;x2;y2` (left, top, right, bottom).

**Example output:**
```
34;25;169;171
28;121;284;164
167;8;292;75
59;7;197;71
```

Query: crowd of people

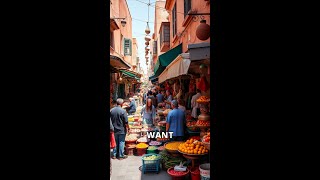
109;86;205;176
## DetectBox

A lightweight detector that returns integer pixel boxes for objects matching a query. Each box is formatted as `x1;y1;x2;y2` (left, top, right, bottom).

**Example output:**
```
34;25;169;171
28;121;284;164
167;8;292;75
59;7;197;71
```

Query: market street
111;155;171;180
110;0;211;179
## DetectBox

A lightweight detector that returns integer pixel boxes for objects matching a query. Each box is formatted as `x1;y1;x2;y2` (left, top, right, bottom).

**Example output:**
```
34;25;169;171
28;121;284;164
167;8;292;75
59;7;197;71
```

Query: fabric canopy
158;53;190;83
120;70;140;80
153;44;182;77
110;55;131;69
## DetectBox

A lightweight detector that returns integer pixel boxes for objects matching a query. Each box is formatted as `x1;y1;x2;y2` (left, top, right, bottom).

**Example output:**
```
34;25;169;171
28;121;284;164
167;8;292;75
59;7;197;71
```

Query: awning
151;77;158;83
110;55;131;69
120;70;141;81
153;44;182;78
149;75;156;81
158;53;191;83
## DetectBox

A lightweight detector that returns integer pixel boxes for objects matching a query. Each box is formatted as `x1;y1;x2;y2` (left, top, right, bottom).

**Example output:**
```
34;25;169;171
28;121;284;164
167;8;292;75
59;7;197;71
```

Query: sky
127;0;156;74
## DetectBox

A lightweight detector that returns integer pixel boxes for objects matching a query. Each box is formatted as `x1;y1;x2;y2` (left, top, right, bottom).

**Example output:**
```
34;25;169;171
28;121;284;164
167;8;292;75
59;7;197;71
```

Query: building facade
110;0;142;100
165;0;210;52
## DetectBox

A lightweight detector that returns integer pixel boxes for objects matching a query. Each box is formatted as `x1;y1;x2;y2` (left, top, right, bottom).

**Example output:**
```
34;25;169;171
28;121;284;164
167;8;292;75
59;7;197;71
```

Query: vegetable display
165;142;183;151
196;96;210;103
125;134;138;141
130;129;141;133
196;120;210;127
143;154;159;160
157;138;170;142
178;138;208;155
159;150;186;169
149;141;161;146
203;132;210;143
168;168;188;175
137;136;148;143
186;121;197;126
136;143;148;149
147;146;158;150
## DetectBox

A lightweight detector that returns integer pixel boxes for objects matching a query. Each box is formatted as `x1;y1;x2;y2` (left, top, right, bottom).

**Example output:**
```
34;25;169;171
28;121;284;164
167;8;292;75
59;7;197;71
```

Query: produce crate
141;154;161;174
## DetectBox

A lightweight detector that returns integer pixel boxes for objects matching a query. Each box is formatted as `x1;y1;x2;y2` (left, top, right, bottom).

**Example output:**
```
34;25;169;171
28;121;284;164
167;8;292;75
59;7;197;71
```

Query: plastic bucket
199;163;210;180
190;167;201;180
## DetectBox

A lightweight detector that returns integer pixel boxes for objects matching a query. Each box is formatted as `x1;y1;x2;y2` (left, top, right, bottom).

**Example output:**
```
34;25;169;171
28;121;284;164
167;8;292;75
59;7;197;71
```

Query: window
160;23;170;44
110;31;114;48
124;38;132;56
184;0;191;17
172;3;177;37
153;41;157;54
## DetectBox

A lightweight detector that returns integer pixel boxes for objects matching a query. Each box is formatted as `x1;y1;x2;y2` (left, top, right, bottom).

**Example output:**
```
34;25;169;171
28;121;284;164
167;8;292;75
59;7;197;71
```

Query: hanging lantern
145;35;151;42
145;41;149;46
145;22;150;34
196;20;210;41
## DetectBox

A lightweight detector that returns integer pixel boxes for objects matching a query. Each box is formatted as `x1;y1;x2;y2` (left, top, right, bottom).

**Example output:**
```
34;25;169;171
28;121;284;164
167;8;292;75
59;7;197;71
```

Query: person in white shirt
191;89;202;118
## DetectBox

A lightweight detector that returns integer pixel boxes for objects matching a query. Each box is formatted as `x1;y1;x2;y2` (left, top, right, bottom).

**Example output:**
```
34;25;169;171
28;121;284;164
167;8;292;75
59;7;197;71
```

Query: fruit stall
120;86;211;179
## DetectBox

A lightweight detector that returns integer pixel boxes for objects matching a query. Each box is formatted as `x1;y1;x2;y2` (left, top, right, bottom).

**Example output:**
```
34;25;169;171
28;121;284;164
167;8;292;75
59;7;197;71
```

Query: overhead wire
132;0;186;15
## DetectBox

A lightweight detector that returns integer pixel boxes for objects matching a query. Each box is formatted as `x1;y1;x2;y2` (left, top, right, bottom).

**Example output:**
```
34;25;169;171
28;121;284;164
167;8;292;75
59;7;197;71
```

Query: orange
198;151;201;154
202;150;205;154
194;150;197;154
205;150;208;153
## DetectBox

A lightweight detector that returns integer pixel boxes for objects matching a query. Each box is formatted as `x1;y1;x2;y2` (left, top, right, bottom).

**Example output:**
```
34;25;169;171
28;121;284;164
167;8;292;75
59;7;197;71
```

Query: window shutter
124;38;131;56
129;39;132;55
184;0;187;17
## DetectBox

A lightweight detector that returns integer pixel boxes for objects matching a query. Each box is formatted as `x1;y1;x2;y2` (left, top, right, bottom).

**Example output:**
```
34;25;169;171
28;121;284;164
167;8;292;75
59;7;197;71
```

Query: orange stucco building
110;0;134;69
110;0;142;100
165;0;210;52
149;0;211;94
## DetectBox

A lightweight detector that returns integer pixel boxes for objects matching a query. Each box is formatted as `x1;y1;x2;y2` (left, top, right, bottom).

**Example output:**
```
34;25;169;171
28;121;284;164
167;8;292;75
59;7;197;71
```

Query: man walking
166;100;186;141
110;98;129;160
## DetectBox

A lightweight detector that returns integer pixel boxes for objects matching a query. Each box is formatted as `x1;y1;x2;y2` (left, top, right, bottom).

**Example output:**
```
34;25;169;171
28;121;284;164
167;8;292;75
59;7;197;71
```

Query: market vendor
166;100;185;141
191;89;202;118
164;90;173;109
141;98;156;126
127;97;136;115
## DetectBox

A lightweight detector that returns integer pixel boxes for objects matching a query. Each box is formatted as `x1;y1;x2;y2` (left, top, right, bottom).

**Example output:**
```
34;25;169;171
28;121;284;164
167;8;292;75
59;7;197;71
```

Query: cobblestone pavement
111;155;171;180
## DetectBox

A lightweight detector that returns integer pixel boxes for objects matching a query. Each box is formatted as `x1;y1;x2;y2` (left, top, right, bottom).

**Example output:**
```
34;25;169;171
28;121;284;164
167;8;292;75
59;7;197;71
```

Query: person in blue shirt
166;100;186;141
127;97;136;115
156;90;164;104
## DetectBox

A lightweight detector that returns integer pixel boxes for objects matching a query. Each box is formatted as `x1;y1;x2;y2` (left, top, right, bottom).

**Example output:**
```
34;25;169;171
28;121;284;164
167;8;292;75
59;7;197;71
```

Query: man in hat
166;100;185;141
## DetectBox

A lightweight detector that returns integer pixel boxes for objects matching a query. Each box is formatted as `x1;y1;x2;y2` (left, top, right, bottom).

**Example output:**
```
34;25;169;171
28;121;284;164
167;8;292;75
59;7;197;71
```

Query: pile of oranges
178;138;208;155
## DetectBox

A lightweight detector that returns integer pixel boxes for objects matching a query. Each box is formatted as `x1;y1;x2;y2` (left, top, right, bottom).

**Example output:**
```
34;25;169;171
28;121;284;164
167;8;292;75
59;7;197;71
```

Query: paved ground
111;155;171;180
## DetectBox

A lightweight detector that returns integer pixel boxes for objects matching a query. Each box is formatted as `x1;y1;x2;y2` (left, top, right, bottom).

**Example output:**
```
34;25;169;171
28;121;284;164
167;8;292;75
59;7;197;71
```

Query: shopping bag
110;132;116;149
